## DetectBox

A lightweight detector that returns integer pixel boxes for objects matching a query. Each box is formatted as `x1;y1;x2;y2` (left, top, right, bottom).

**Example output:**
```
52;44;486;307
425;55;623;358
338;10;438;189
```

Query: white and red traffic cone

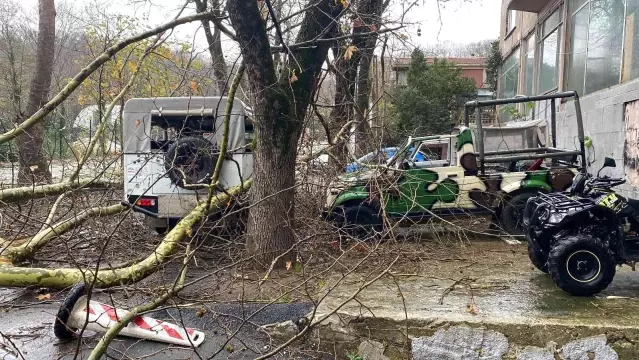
54;283;205;347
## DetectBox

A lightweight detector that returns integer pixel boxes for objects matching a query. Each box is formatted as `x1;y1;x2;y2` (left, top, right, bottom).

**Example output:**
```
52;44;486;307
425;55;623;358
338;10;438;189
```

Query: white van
121;97;253;233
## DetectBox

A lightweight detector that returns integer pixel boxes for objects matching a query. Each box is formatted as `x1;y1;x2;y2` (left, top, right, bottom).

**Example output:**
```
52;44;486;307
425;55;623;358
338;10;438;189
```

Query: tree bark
194;0;228;95
352;0;383;157
328;0;384;164
227;0;342;268
329;39;358;168
16;0;56;184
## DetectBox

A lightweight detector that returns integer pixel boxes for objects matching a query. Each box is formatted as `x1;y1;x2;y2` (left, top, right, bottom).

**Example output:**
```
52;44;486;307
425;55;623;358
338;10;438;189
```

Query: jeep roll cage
464;91;586;175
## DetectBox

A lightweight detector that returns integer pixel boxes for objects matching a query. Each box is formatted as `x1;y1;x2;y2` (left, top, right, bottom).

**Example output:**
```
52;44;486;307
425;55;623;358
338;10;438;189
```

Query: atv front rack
523;192;596;228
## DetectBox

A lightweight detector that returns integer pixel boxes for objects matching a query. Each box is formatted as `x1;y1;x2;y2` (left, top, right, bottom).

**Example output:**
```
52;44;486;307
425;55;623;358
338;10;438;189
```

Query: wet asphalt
0;289;317;360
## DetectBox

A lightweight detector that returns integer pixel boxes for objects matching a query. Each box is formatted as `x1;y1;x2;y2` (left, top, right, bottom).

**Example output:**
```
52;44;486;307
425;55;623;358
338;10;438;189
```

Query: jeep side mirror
597;157;617;177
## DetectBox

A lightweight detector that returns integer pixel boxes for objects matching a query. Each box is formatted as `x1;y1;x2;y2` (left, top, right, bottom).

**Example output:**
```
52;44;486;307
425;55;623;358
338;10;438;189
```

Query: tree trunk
227;0;341;268
16;0;55;184
194;0;228;95
353;36;377;157
353;0;383;157
329;41;358;168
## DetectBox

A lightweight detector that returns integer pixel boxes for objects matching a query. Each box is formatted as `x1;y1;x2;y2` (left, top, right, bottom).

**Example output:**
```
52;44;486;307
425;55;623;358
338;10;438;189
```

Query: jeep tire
165;136;217;188
500;192;538;235
332;203;382;240
548;234;616;296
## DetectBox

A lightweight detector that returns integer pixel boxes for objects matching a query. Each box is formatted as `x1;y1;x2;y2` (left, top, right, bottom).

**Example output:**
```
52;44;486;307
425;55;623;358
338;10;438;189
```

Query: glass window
507;10;516;34
568;5;589;93
396;70;407;85
543;10;562;37
540;30;561;93
500;50;520;99
585;0;625;94
525;34;536;95
539;8;562;94
571;0;589;12
623;0;639;82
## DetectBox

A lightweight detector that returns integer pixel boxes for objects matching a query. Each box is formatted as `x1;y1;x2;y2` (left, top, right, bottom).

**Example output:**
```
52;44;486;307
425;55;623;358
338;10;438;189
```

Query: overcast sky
20;0;501;55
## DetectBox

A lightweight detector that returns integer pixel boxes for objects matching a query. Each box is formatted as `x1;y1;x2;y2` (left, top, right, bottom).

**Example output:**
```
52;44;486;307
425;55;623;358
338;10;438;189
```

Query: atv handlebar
586;176;626;190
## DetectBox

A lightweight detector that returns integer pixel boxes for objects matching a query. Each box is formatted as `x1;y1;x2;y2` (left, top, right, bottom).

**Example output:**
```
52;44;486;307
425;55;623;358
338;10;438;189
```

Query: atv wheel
548;234;616;296
527;242;548;273
332;203;382;240
500;192;538;235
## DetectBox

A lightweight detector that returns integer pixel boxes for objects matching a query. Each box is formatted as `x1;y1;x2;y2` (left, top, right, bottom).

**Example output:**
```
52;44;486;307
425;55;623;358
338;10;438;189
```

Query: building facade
500;0;639;197
392;57;494;99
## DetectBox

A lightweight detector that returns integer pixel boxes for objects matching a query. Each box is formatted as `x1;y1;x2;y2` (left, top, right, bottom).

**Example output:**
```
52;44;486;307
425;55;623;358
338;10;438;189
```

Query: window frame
506;10;517;36
566;0;630;95
500;48;521;99
524;33;537;96
538;5;563;95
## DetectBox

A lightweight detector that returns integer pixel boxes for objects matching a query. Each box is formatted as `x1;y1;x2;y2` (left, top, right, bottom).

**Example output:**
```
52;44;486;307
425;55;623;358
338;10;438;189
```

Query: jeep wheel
548;234;616;296
500;192;538;235
527;242;548;273
332;204;381;240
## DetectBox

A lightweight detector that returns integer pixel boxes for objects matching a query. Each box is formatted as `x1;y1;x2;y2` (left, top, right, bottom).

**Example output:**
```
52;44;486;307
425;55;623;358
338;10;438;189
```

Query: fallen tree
0;180;251;288
0;178;118;203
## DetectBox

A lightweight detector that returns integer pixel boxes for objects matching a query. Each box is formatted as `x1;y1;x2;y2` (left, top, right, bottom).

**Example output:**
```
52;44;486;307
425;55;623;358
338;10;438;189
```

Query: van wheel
548;234;616;296
332;203;382;240
500;192;538;235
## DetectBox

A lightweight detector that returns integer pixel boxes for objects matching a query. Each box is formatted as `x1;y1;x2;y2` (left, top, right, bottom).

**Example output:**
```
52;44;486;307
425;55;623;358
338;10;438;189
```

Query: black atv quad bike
523;157;639;296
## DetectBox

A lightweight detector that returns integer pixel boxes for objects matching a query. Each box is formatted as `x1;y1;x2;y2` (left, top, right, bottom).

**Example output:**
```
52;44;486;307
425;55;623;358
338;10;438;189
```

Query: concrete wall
557;81;639;197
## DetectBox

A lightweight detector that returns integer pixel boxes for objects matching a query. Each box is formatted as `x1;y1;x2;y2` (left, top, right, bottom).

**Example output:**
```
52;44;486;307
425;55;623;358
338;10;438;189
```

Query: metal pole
476;106;484;174
573;94;587;171
550;98;557;148
464;105;470;127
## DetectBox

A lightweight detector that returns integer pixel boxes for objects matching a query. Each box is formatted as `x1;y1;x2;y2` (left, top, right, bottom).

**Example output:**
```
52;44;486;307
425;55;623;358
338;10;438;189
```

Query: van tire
165;137;217;188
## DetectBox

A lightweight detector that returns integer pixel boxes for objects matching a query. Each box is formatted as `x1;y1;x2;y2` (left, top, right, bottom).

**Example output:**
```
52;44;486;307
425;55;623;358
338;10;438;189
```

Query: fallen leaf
285;260;292;270
335;0;349;7
186;227;193;237
467;303;479;315
135;119;142;128
189;80;199;94
196;308;207;317
289;70;298;84
29;165;39;171
36;293;51;301
344;45;357;60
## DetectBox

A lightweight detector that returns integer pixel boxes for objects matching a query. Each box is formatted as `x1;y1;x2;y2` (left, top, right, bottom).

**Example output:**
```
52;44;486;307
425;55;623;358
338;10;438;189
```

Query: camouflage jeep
324;91;586;236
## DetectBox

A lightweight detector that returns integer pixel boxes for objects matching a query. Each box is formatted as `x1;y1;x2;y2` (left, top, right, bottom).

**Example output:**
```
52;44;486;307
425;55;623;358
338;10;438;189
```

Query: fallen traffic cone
53;282;205;347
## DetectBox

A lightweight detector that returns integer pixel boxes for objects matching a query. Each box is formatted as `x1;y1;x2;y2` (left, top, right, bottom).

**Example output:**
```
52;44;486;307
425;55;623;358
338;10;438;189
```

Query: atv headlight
548;212;567;224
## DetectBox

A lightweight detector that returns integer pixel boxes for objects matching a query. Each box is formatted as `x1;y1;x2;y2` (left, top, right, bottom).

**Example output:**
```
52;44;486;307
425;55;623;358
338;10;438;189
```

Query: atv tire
165;136;217;189
527;242;548;273
500;192;539;235
332;203;382;240
548;234;616;296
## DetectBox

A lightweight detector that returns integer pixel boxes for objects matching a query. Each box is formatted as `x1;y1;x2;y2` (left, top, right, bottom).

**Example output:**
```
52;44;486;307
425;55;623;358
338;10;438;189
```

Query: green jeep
324;92;587;236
